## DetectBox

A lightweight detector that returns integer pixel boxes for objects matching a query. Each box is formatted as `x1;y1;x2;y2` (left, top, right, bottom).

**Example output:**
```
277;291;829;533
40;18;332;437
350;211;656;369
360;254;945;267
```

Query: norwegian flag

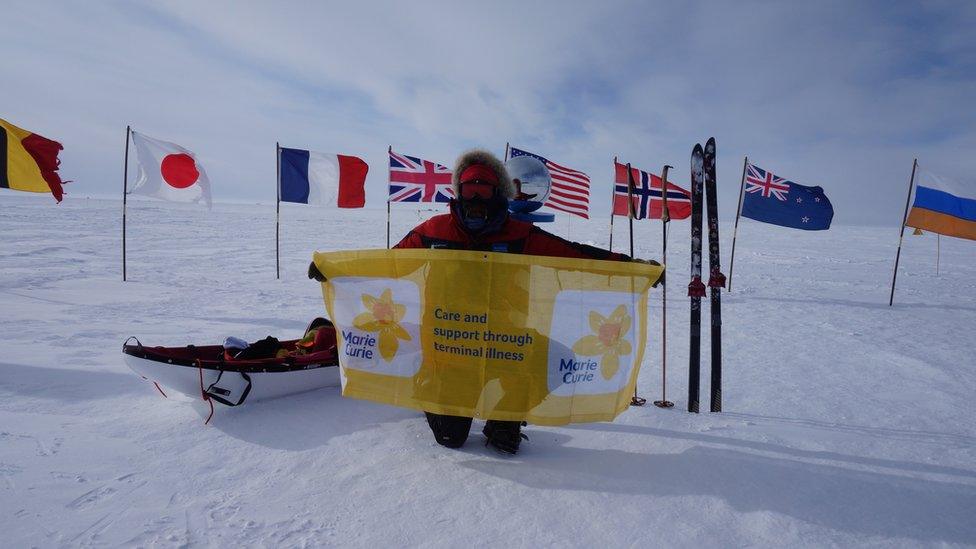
611;161;691;220
388;149;454;203
745;163;791;201
510;147;590;219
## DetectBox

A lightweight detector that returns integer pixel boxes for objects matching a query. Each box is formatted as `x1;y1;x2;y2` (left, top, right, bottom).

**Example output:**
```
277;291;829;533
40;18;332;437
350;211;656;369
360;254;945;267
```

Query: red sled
122;318;340;408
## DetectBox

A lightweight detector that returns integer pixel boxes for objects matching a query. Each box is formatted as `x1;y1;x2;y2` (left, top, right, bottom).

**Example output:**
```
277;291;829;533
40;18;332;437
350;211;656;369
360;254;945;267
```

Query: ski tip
692;143;703;156
704;138;716;158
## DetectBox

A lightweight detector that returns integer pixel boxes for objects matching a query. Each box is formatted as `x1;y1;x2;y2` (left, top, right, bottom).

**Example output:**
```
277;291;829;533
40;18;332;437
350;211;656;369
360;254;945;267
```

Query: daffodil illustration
352;288;411;362
571;304;632;380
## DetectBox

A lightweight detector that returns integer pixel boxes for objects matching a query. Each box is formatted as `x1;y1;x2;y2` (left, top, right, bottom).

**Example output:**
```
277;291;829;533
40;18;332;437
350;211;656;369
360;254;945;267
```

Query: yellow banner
313;249;663;426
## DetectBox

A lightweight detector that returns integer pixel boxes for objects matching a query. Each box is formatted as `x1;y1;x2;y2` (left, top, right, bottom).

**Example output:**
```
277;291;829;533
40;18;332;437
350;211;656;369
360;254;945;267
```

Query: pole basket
630;395;647;406
653;400;674;408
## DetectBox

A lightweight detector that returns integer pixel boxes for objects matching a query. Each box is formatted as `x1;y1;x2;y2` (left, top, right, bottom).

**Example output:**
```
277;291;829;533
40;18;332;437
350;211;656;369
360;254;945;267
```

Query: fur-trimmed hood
452;149;515;200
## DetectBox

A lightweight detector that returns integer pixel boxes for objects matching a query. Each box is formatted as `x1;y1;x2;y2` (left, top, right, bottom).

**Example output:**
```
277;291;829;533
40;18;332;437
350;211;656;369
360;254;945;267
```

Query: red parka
395;202;630;261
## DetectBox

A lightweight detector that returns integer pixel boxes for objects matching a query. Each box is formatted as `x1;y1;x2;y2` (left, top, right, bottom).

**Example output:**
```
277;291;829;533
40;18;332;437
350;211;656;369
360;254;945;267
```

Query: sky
2;0;974;224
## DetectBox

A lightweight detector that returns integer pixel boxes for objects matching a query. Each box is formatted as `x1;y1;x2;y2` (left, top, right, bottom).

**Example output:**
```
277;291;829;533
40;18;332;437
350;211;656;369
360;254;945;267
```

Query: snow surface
2;193;975;547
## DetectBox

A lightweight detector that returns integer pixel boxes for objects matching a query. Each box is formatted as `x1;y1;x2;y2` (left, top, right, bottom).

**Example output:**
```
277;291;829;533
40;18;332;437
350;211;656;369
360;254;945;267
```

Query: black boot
483;420;528;454
425;412;473;448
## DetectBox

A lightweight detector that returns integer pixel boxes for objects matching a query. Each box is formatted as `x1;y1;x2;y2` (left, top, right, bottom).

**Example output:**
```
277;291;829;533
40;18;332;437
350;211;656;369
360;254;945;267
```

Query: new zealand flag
741;163;833;230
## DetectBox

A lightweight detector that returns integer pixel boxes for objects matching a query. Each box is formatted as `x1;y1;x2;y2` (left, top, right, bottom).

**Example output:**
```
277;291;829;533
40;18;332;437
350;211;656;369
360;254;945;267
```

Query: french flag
279;147;367;207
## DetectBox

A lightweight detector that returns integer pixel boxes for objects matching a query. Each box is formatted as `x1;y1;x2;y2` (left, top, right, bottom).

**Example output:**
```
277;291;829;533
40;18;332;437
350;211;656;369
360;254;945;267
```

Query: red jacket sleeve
393;230;425;249
522;226;630;261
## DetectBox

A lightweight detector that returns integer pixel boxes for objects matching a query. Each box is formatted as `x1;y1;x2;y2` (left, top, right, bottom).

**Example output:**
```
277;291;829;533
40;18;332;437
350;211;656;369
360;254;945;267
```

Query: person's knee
425;412;473;448
483;420;527;454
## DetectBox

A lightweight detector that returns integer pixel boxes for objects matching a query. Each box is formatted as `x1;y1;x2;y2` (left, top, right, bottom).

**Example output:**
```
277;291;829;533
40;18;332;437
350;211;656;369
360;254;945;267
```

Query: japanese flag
129;130;212;207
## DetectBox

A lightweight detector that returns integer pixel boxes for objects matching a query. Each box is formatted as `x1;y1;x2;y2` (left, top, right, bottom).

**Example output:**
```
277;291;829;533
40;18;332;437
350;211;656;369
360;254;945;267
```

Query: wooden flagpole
275;142;281;280
609;156;617;251
889;158;918;306
654;164;675;409
387;145;392;249
726;156;749;292
122;125;130;282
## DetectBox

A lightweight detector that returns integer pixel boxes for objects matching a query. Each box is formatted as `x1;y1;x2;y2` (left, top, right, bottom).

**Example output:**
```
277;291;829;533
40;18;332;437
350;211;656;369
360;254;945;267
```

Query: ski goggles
459;180;498;200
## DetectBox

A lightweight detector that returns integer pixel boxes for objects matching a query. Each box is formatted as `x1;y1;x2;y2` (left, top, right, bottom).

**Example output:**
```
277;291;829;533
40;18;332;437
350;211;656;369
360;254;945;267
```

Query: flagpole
568;206;573;240
654;164;675;409
626;163;645;407
626;163;635;259
387;145;392;249
275;142;281;280
937;234;940;276
889;158;918;306
122;125;130;282
504;142;510;162
609;157;617;251
726;156;749;292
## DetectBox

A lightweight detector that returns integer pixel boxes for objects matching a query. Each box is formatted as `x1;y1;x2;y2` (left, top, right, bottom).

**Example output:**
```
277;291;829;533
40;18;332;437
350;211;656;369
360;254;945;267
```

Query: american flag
388;149;454;203
510;147;590;219
612;161;691;220
745;163;791;201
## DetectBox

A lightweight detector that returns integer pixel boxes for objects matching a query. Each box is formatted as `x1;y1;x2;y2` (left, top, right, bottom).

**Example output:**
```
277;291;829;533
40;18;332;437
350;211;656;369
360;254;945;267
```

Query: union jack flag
510;147;590;219
611;161;691;220
388;149;454;203
745;163;791;201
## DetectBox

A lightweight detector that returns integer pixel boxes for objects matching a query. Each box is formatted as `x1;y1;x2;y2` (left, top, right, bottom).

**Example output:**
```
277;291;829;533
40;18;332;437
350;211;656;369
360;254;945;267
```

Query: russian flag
906;171;976;241
279;147;367;207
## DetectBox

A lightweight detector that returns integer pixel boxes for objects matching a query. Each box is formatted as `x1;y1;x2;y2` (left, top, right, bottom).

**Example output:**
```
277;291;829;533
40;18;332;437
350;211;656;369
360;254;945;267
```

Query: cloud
1;0;973;224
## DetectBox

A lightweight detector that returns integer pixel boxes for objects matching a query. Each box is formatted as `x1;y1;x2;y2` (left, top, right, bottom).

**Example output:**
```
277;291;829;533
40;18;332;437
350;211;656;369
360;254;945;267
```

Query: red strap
688;276;706;297
708;269;727;289
197;359;215;425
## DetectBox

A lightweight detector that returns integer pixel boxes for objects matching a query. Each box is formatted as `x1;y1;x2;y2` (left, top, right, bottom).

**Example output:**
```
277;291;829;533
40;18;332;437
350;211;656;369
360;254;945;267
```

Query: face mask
461;197;490;229
461;194;508;233
463;216;488;230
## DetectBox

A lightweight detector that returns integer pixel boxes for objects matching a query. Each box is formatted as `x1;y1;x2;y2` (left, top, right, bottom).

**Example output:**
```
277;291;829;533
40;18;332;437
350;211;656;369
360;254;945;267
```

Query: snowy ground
2;193;975;547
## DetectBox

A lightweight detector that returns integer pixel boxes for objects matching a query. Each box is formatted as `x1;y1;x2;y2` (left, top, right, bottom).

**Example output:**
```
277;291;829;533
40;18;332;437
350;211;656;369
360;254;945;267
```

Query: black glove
631;257;661;266
632;257;664;287
308;261;327;282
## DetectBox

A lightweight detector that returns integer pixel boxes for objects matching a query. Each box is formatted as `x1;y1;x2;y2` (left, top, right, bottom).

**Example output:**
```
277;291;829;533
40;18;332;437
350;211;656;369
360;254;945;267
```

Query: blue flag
741;163;833;230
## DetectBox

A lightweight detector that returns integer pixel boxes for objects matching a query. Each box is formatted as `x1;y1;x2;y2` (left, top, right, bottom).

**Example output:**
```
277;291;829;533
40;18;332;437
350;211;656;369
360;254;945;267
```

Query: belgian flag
1;118;66;202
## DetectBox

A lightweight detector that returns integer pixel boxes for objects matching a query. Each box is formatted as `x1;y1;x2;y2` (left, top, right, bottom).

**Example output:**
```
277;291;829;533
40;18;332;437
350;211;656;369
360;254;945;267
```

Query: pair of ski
688;138;724;413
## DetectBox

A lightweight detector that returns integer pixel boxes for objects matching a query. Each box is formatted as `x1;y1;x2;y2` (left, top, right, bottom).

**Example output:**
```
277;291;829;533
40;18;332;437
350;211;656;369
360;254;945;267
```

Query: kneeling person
394;149;641;454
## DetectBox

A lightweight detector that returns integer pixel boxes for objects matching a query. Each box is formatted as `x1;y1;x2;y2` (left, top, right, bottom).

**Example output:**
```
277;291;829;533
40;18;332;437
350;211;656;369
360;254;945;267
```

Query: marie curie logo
572;305;632;380
352;288;412;361
330;277;422;377
547;291;638;396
